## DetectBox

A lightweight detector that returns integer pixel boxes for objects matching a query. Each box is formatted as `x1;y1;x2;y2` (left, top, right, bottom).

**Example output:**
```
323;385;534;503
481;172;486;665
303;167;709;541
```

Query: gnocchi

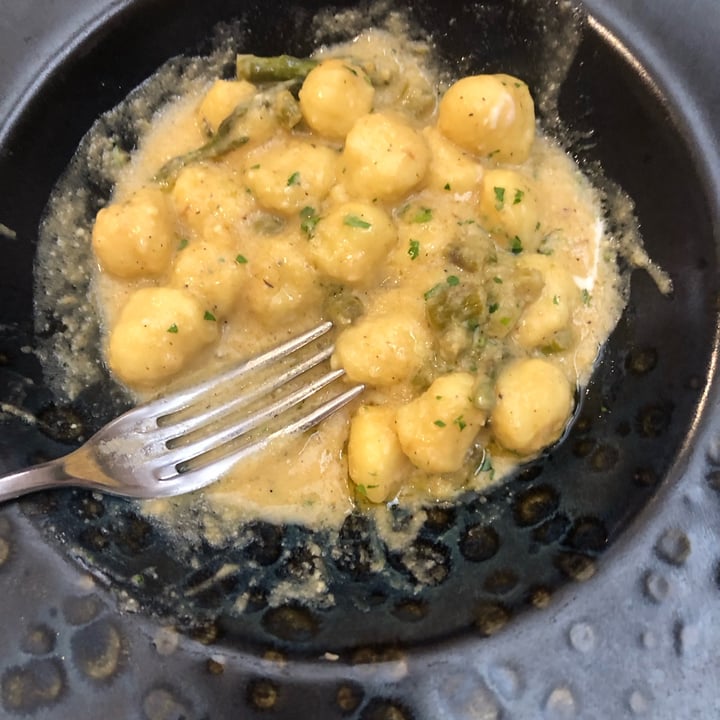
309;201;398;284
348;405;409;503
437;74;535;163
490;358;575;455
395;373;486;473
342;112;430;200
513;254;580;350
299;59;375;139
171;163;253;243
107;287;218;387
241;233;323;326
92;187;175;279
332;312;432;387
422;126;484;194
478;168;542;253
245;140;339;215
170;240;247;318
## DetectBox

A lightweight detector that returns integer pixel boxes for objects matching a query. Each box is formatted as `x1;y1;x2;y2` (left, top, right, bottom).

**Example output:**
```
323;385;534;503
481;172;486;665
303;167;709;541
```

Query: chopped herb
287;171;301;186
444;182;452;191
167;324;179;334
553;295;560;305
488;149;500;159
344;214;372;229
424;282;443;301
541;340;564;355
454;415;467;431
424;274;463;301
493;186;506;209
299;206;320;236
457;219;476;226
204;310;217;321
411;207;433;223
177;237;189;251
500;316;512;326
513;189;525;205
250;163;261;170
493;276;503;284
344;64;358;76
408;239;420;260
510;236;523;254
235;254;248;264
355;483;380;498
582;289;592;306
434;419;447;428
488;302;499;314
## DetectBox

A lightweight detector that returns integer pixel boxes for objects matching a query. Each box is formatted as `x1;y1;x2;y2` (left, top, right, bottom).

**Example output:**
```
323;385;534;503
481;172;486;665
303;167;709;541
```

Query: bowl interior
0;0;716;656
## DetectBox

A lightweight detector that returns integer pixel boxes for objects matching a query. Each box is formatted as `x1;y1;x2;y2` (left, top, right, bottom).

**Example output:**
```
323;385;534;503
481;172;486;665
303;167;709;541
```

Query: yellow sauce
86;29;629;532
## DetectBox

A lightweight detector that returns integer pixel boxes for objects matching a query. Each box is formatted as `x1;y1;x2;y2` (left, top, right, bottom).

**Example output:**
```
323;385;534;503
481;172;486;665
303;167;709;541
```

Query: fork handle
0;458;76;502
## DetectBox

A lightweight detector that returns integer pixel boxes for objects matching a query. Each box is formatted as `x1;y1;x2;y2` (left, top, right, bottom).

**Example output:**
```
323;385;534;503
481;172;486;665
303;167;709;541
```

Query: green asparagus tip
236;54;318;83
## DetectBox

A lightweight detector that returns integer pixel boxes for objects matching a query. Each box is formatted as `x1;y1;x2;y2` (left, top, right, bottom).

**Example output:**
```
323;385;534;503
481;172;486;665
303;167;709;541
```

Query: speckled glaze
0;0;719;717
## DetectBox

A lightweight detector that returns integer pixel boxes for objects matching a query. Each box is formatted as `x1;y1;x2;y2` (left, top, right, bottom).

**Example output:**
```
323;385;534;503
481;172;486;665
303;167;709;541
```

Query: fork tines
147;321;364;482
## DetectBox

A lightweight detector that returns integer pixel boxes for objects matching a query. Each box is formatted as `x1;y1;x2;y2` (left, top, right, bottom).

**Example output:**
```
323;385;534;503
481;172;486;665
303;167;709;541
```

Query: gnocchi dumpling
490;358;574;455
299;59;375;140
342;112;430;201
422;127;484;194
437;74;535;163
108;287;218;387
332;312;432;387
92;187;176;279
395;373;486;473
245;140;339;215
478;168;542;253
241;234;322;325
170;241;248;318
348;405;409;503
171;163;254;242
309;201;397;284
196;79;257;135
514;254;579;350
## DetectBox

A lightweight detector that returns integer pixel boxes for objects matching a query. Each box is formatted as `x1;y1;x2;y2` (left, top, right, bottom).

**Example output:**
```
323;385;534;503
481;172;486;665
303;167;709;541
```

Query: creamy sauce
35;19;666;544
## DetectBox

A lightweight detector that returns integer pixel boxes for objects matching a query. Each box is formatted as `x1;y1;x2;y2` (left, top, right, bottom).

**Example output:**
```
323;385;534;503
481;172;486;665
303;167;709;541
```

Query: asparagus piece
153;99;252;187
236;54;318;83
153;57;313;187
153;83;302;187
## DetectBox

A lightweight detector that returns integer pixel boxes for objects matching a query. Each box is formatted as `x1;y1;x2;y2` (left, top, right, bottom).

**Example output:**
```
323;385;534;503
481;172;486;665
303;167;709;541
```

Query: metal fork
0;321;364;502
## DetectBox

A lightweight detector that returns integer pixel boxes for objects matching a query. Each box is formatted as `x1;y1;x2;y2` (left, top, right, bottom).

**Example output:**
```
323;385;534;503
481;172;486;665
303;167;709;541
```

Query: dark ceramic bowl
0;0;719;717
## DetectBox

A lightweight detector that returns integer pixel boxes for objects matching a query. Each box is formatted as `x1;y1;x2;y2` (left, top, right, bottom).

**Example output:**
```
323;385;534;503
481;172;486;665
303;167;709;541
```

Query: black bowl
0;0;719;717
